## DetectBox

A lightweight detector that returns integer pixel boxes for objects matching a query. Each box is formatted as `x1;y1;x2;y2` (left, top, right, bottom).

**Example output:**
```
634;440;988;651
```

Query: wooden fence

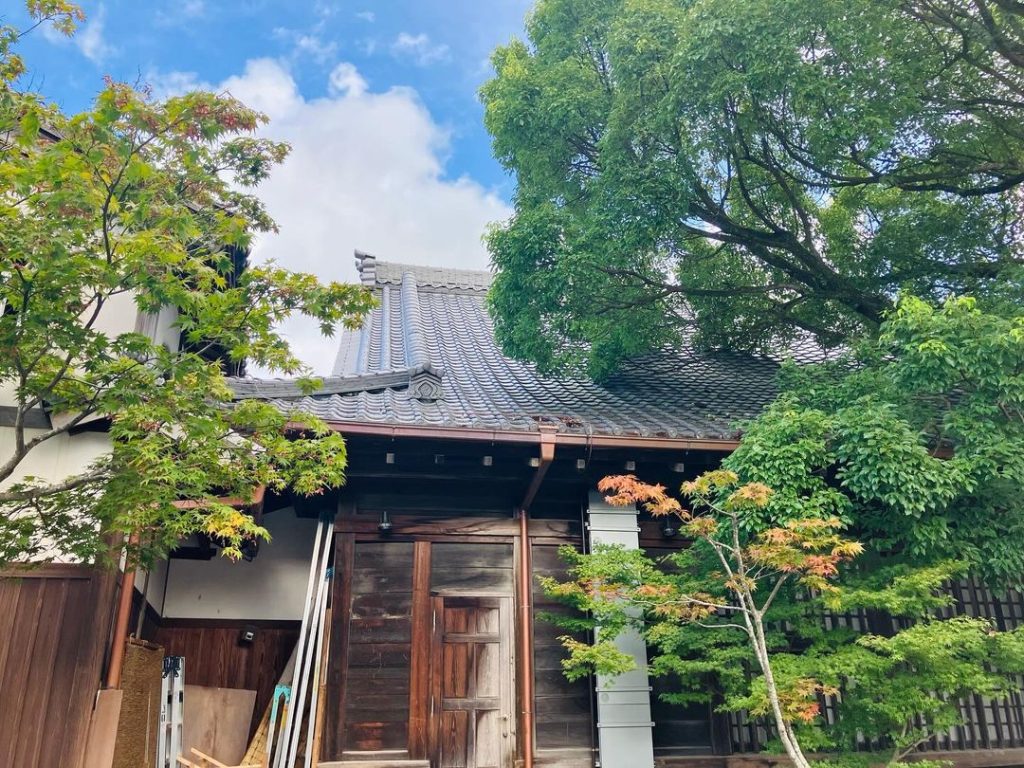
0;564;117;768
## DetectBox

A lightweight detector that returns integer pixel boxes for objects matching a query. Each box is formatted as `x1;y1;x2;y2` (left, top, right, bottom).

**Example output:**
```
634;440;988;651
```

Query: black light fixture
378;510;393;534
240;537;260;562
660;517;679;539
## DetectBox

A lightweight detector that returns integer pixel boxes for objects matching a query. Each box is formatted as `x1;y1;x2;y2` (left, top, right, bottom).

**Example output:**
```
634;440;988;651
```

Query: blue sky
14;0;530;195
11;0;533;371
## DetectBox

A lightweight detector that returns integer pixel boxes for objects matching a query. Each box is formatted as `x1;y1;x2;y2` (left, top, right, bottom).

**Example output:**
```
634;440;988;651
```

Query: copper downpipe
518;506;535;768
105;534;139;689
518;432;555;768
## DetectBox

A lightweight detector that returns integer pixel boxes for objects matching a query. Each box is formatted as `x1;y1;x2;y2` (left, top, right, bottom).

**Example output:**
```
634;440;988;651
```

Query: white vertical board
586;491;655;768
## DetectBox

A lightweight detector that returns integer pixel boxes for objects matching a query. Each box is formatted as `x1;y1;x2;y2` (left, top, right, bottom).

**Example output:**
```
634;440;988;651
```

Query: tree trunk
747;601;813;768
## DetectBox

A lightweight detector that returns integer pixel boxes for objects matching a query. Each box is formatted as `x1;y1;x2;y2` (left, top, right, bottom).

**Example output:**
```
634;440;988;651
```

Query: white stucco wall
0;426;111;488
160;508;319;621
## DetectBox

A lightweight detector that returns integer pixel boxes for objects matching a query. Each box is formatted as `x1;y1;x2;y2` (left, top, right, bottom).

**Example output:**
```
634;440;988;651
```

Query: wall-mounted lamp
671;462;686;473
482;455;493;467
240;538;260;562
660;517;679;539
624;460;637;471
378;510;393;534
385;452;395;465
576;458;587;471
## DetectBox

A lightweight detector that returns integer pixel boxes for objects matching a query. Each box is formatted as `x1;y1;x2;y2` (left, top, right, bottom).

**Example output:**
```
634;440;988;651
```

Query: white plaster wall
0;427;110;487
161;508;319;621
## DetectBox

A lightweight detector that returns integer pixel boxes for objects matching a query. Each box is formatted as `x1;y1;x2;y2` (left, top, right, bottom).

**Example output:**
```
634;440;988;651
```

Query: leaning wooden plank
82;688;123;768
175;757;195;767
310;607;333;763
191;747;229;767
182;685;257;766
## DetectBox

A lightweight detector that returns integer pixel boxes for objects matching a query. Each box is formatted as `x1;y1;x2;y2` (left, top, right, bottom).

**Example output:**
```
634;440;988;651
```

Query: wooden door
431;596;514;768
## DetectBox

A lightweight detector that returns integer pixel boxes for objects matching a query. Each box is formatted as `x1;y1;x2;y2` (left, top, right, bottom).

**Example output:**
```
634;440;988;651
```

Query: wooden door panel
442;643;469;698
475;710;501;768
440;710;469;768
432;596;513;768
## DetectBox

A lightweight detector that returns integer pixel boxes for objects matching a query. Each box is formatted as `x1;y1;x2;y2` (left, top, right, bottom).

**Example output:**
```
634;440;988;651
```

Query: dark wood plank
409;541;432;759
0;578;46;767
337;515;576;540
151;623;299;741
431;543;514;571
349;617;413;643
324;533;353;761
40;577;95;768
431;567;514;594
0;577;21;693
345;720;412;751
351;592;413;618
440;710;470;768
348;642;411;668
14;577;69;768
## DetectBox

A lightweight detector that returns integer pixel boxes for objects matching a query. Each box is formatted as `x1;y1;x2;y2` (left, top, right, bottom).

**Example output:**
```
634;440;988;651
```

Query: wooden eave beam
298;420;741;453
520;429;556;513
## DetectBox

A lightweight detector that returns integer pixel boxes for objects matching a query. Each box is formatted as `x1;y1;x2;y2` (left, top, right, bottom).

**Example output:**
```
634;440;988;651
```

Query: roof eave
295;419;740;452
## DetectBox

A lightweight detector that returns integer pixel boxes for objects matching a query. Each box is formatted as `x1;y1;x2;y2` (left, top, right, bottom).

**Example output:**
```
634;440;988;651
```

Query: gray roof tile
233;252;794;440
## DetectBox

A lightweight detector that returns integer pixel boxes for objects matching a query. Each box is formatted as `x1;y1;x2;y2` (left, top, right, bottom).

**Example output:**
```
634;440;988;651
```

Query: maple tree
0;3;375;564
546;472;1024;767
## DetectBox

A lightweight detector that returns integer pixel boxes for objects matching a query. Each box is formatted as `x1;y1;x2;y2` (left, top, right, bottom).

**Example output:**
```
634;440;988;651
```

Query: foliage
727;296;1024;586
482;0;1024;376
0;4;375;564
545;473;1024;766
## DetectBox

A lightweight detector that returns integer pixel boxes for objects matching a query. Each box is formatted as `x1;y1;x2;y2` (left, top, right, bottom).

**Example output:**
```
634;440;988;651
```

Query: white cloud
273;27;338;65
391;32;451;66
145;69;205;99
44;4;113;64
355;10;375;22
163;59;509;373
75;6;113;63
328;62;367;97
182;0;205;18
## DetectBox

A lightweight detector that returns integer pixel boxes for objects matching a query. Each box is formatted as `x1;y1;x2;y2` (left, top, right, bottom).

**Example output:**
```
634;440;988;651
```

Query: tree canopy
482;0;1024;376
0;3;375;564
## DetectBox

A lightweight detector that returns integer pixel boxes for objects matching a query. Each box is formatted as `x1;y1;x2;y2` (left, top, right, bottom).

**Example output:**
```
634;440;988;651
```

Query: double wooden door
431;595;514;768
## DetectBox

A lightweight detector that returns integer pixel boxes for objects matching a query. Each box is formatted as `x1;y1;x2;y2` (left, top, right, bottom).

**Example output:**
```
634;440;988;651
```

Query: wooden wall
531;543;595;759
148;620;298;739
0;564;117;768
341;540;414;754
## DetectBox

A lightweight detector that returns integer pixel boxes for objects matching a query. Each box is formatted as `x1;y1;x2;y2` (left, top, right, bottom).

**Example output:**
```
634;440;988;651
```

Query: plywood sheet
82;689;123;768
183;685;257;765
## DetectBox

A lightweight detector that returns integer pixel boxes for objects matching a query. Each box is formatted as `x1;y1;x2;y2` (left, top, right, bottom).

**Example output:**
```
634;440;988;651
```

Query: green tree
0;4;375;564
547;473;1024;767
482;0;1024;376
727;296;1024;586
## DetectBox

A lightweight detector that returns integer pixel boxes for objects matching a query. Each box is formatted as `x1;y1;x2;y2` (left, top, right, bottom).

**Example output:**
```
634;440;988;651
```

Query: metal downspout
518;429;555;768
106;534;139;689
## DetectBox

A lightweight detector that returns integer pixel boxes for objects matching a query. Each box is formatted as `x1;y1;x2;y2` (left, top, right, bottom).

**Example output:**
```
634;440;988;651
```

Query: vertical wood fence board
14;578;70;767
0;565;118;768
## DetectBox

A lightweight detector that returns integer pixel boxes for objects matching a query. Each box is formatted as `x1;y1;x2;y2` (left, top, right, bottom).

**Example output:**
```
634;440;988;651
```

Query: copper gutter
517;432;554;768
297;420;740;453
106;533;139;689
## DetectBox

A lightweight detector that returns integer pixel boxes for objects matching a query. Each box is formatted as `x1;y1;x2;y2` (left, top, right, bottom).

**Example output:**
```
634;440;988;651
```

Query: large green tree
482;0;1024;376
0;3;374;564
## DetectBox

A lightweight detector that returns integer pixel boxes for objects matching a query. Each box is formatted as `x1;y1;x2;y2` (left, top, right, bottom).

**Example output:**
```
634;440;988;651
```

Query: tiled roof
232;252;793;441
